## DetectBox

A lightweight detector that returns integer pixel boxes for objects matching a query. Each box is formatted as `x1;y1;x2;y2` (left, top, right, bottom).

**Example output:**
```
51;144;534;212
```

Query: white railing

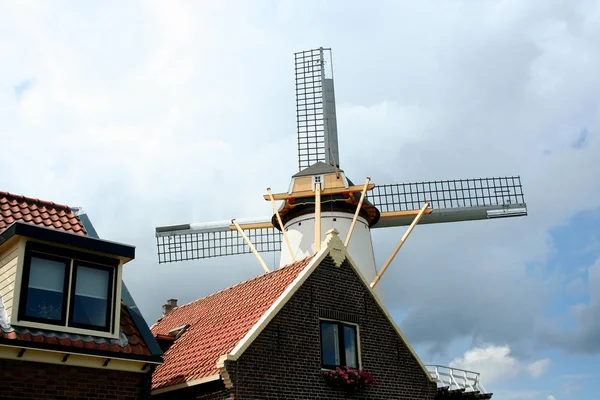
425;365;488;394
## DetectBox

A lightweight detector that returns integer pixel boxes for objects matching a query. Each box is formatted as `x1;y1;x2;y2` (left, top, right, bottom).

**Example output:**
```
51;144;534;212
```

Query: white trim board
151;374;221;395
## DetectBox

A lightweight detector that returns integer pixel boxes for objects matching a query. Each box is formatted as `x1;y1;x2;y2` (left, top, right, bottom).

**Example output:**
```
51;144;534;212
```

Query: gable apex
321;229;346;267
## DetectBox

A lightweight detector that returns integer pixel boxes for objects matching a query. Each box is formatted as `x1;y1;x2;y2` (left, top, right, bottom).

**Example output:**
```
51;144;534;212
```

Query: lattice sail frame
155;176;526;264
295;48;339;170
369;177;525;212
156;227;281;264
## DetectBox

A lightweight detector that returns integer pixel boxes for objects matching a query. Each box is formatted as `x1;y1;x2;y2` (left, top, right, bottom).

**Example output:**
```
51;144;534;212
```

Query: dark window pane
343;325;358;368
25;257;66;321
72;266;110;328
321;322;340;366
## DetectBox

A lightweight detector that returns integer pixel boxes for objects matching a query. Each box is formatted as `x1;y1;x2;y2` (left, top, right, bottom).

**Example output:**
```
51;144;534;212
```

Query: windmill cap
292;162;343;178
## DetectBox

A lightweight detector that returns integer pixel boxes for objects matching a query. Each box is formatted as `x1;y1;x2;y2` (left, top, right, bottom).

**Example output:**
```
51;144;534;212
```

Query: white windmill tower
155;47;527;290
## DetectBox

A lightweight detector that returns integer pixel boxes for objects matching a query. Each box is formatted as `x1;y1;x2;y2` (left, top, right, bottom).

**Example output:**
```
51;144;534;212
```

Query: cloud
547;396;556;400
450;345;519;384
488;390;542;400
449;345;550;384
528;358;551;378
541;256;600;353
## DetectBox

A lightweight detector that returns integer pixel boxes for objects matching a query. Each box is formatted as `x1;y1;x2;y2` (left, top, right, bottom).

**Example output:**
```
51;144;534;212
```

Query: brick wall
0;358;148;400
229;256;437;399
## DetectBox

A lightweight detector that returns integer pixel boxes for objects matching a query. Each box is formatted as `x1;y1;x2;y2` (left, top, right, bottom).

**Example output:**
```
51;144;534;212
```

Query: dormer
0;191;161;376
1;221;132;339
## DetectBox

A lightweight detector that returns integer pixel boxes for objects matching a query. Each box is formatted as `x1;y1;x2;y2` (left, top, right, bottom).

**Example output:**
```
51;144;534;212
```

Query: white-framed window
18;242;117;333
312;175;324;190
320;319;359;369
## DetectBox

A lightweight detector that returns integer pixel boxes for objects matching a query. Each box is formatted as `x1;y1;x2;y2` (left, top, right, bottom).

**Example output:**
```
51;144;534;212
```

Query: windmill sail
155;176;526;264
371;176;527;228
156;219;281;264
296;47;339;170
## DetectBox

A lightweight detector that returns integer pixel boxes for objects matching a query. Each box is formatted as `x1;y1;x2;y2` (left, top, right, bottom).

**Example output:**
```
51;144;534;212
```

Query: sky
1;1;599;398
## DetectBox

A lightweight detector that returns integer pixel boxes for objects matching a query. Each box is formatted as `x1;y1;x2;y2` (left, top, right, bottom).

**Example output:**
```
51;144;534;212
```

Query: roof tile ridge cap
0;191;73;212
173;255;314;311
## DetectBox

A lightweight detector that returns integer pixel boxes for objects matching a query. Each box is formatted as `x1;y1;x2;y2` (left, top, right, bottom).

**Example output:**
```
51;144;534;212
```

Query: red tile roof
0;303;152;357
150;256;314;391
0;191;87;235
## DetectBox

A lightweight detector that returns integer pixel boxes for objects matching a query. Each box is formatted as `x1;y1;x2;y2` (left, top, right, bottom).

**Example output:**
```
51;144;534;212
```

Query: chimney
162;298;178;316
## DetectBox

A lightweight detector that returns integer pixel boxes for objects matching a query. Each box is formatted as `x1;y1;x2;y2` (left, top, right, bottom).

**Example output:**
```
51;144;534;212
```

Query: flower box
322;367;376;392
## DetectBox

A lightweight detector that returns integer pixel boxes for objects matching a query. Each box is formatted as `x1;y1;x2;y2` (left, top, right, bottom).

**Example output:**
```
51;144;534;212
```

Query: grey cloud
540;257;600;353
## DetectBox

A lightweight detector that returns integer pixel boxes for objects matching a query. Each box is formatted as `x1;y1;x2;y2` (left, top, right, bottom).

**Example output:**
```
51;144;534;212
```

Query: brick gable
230;256;436;399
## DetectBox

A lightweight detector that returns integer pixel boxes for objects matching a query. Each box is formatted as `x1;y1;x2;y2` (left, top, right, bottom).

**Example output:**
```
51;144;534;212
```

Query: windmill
155;47;527;289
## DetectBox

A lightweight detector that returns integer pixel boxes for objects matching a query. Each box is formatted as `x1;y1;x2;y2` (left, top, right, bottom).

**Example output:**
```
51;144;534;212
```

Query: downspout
141;365;156;400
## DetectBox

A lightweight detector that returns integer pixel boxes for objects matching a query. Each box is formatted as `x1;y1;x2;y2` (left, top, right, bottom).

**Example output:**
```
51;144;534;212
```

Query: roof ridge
0;191;73;211
170;256;314;313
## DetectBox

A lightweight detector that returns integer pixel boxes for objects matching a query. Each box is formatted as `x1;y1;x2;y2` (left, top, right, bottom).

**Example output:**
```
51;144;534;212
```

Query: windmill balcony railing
425;365;488;394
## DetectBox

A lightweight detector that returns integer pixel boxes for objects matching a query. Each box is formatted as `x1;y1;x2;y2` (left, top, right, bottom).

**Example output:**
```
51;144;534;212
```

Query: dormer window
18;242;117;333
23;254;69;322
69;263;113;330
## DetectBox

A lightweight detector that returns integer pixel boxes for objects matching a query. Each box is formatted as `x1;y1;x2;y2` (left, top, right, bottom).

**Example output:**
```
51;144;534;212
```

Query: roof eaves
292;162;343;178
0;337;163;364
150;374;221;396
0;221;135;261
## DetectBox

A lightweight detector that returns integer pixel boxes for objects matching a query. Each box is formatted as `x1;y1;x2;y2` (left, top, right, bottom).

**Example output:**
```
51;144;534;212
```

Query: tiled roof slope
0;191;87;235
0;302;152;356
150;256;314;391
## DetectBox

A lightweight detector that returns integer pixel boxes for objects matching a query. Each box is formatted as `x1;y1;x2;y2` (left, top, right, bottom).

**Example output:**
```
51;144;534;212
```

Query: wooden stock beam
370;202;430;289
268;187;295;262
227;221;274;231
345;177;371;247
264;184;375;201
232;219;270;273
379;209;433;219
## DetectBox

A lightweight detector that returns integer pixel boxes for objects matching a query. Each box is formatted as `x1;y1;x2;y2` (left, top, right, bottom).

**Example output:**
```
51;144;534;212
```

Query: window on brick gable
320;320;359;369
